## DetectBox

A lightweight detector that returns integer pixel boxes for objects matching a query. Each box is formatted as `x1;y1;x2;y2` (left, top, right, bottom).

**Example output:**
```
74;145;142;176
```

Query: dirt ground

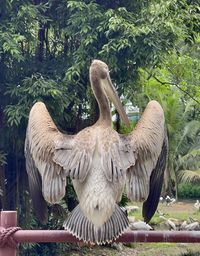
68;243;200;256
158;200;198;216
66;200;200;256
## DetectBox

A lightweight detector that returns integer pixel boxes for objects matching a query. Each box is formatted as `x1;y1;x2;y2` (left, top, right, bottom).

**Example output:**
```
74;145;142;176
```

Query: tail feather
63;204;129;244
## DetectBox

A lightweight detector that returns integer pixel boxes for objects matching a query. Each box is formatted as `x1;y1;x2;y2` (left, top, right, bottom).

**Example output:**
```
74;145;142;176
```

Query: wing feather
25;137;48;224
142;135;168;223
53;128;95;182
25;102;95;224
124;100;168;222
25;102;69;206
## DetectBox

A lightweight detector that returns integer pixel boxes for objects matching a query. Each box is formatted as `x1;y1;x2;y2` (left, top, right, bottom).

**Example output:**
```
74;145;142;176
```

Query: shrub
181;251;200;256
178;183;200;199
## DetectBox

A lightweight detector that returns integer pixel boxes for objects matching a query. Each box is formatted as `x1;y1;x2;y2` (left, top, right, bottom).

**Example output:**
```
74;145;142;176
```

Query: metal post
0;211;17;256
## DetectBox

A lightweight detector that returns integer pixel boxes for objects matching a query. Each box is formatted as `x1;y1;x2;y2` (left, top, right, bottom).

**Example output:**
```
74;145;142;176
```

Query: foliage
134;40;200;198
0;151;7;166
181;252;200;256
179;170;200;184
178;183;200;199
177;119;200;184
119;192;129;207
20;241;69;256
114;119;136;134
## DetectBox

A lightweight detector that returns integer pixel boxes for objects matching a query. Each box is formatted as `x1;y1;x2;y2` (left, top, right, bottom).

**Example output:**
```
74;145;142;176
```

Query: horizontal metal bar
11;230;200;243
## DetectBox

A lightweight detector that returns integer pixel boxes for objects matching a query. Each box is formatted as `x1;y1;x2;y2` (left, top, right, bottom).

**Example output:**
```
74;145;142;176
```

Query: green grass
134;243;200;256
67;243;200;256
128;201;200;227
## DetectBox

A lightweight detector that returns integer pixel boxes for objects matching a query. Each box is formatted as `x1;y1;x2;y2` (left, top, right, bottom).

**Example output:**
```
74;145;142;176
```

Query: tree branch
147;72;200;105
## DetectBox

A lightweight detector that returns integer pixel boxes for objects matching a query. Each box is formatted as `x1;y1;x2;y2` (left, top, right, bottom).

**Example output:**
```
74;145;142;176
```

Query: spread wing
123;100;168;223
25;102;95;223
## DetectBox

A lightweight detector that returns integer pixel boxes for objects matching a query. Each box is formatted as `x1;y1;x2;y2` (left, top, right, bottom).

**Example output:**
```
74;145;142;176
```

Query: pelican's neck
91;75;112;125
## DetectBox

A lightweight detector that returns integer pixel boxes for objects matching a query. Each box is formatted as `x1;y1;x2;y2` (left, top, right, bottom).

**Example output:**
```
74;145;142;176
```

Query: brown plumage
25;60;168;244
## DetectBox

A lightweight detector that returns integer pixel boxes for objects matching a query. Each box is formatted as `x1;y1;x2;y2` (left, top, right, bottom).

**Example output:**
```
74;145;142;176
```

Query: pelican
126;205;140;214
180;220;188;230
165;195;176;206
194;200;200;211
159;216;176;230
181;220;200;231
159;196;165;204
129;220;153;231
25;60;168;244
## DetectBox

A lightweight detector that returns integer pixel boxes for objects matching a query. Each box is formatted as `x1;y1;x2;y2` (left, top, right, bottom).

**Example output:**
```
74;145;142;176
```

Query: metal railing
0;211;200;256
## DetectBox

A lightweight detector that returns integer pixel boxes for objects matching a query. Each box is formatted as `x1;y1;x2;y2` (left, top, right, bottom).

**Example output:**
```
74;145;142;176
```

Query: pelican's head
90;60;109;79
90;60;130;128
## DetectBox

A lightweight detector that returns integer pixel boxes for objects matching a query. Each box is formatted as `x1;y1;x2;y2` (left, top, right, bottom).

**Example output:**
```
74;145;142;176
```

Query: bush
178;183;200;199
181;251;200;256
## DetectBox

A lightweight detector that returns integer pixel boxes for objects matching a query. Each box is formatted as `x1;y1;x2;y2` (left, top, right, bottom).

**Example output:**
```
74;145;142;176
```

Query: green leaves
0;151;7;166
0;31;25;60
179;169;200;184
136;38;200;197
65;65;81;81
4;74;70;127
4;104;26;126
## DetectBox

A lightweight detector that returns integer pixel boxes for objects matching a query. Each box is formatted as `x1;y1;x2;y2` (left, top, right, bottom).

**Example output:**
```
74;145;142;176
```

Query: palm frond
176;120;200;155
178;149;200;169
178;169;200;184
183;120;200;140
183;100;197;119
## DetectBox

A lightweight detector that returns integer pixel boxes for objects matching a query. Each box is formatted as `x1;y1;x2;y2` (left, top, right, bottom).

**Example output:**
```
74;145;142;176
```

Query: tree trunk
163;167;174;196
37;23;46;62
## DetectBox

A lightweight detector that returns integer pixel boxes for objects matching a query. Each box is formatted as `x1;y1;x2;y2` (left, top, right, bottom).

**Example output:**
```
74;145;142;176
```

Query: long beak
103;76;130;128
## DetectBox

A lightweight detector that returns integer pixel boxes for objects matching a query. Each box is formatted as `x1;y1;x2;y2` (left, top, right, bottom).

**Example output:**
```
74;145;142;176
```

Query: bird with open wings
25;60;168;244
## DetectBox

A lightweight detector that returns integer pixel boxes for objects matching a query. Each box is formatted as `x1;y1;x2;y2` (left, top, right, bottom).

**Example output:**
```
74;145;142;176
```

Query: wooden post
0;211;17;256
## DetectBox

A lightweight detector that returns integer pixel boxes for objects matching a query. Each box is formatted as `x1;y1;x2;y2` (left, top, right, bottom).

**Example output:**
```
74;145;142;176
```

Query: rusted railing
1;211;200;256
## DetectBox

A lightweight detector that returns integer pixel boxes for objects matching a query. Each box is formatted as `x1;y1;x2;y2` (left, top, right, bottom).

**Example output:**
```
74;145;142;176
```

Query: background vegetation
0;0;200;255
